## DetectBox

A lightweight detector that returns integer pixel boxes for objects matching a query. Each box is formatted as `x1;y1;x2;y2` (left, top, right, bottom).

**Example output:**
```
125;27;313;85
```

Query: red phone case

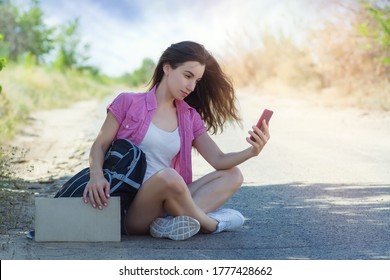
250;109;273;141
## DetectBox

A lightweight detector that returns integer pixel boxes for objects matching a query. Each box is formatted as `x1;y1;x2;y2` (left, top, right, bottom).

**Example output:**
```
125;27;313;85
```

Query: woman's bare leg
189;167;243;213
125;168;218;235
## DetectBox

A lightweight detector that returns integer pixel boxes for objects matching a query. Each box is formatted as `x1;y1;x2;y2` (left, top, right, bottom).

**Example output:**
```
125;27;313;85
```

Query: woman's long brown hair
148;41;241;134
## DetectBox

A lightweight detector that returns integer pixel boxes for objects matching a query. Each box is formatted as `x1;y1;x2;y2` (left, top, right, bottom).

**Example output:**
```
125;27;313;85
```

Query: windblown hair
149;41;241;134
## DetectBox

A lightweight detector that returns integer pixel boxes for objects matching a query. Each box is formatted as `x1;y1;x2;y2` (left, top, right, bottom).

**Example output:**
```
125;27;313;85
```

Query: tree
17;1;54;63
52;18;91;71
128;58;155;87
0;0;97;74
0;0;54;63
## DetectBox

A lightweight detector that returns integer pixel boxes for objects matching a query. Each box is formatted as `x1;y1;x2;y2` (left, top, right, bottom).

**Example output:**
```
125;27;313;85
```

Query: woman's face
163;61;205;100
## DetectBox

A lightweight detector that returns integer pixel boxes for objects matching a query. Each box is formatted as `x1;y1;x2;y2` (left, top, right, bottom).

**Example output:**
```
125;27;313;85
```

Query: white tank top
138;122;180;183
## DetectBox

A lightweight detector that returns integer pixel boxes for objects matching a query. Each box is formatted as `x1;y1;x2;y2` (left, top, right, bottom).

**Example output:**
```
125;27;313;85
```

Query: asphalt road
1;89;390;260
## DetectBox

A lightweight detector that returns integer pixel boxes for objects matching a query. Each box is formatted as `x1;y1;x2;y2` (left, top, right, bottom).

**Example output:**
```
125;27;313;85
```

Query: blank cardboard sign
35;197;121;242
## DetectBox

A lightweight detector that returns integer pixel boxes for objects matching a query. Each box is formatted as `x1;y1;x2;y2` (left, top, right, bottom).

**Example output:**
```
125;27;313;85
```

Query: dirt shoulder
0;98;105;236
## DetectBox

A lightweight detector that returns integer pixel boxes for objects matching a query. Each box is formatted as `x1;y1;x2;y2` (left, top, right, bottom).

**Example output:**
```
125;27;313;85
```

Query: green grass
0;63;128;141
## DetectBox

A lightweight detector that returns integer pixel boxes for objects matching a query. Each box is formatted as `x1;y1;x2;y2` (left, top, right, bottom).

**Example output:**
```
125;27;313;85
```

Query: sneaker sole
150;216;200;241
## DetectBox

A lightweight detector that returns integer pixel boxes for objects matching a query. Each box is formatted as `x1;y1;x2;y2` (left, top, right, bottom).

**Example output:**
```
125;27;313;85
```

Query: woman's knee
155;168;187;195
225;167;243;191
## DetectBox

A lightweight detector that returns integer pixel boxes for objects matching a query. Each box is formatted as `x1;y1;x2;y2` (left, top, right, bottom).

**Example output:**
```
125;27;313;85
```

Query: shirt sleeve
107;93;132;125
192;110;207;139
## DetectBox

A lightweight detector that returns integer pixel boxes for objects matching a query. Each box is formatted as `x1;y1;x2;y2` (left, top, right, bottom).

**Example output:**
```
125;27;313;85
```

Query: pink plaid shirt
107;85;207;185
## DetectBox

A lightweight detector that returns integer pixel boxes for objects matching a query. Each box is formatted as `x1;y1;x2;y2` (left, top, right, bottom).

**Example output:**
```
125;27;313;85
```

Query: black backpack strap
109;145;143;192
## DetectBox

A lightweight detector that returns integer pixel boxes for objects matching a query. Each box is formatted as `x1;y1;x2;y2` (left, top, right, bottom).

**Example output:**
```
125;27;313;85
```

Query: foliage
0;34;5;71
0;0;97;74
0;0;54;64
0;63;121;141
122;58;155;88
0;2;125;142
0;56;5;72
0;33;6;93
357;1;390;64
223;31;320;89
310;0;390;108
222;0;390;110
52;18;92;72
0;33;9;134
0;146;16;181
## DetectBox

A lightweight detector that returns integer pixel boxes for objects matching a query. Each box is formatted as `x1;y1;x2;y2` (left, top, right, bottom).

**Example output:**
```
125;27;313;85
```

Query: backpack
54;139;146;233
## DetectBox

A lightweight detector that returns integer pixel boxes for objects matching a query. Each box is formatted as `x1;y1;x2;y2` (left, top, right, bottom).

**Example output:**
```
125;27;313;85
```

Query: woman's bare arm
193;120;270;170
83;112;120;208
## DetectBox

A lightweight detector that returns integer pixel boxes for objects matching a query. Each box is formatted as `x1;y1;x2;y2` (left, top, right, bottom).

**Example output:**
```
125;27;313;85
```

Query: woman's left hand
247;120;271;156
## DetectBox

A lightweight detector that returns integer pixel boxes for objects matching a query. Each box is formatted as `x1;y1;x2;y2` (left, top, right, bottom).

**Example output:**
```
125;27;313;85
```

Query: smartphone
250;109;273;141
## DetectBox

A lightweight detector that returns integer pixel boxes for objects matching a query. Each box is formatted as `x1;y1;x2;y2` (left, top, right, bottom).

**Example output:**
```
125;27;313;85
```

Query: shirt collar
146;85;158;111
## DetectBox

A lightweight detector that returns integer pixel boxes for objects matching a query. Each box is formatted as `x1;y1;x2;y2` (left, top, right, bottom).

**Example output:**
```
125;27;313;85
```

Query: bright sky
29;0;352;76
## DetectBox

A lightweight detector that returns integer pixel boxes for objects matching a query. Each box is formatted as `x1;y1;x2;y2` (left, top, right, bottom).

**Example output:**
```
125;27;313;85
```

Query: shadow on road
224;183;390;260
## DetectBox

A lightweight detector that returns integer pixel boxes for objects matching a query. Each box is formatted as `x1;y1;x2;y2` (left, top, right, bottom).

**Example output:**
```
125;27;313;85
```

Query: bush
0;63;124;141
0;33;6;91
357;1;389;65
308;1;390;109
128;58;155;88
222;1;390;110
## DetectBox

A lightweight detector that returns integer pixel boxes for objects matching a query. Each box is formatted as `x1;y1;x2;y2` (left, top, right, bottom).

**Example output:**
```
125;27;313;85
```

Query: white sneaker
208;208;245;233
150;216;200;241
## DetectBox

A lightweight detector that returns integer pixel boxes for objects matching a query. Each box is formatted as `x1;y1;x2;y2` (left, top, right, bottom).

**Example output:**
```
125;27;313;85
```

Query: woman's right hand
83;111;120;209
83;174;110;209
